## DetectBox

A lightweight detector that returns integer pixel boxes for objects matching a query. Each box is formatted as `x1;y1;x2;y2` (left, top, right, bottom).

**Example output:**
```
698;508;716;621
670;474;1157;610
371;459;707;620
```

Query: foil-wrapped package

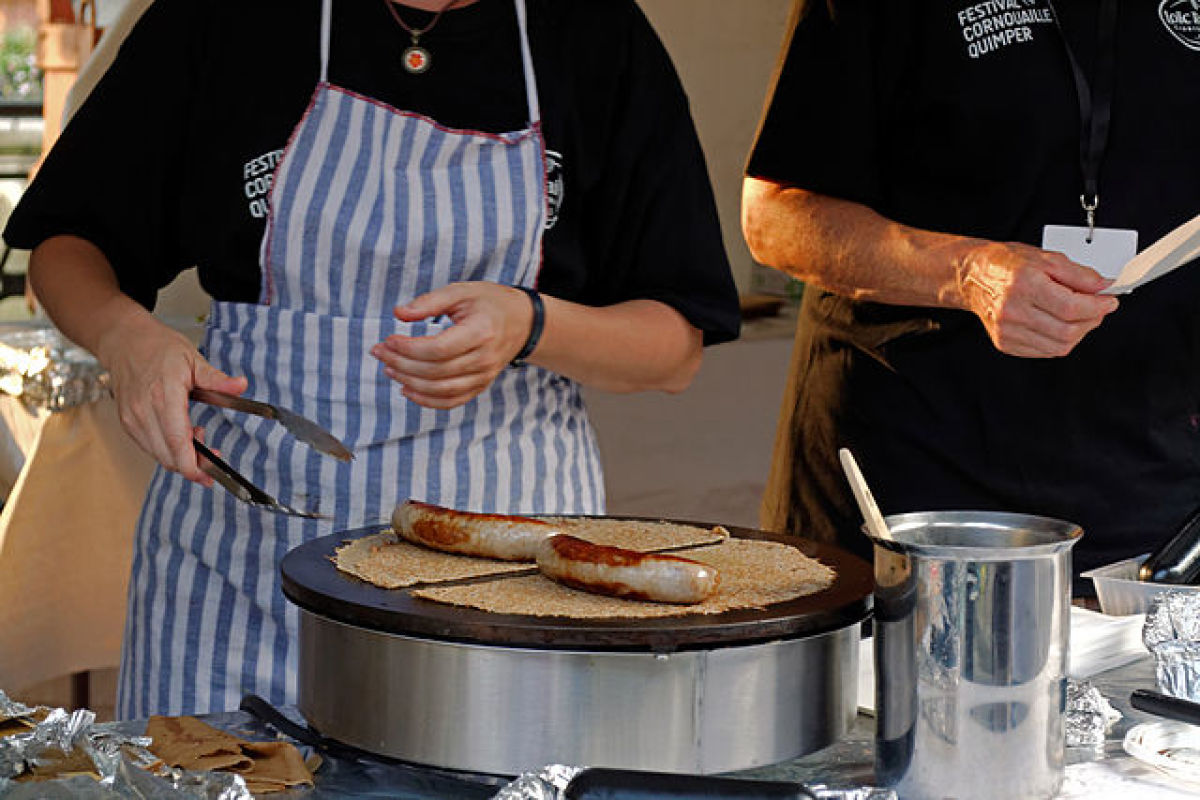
1064;679;1121;749
0;326;110;412
492;764;585;800
0;689;253;799
1145;591;1200;701
490;765;898;799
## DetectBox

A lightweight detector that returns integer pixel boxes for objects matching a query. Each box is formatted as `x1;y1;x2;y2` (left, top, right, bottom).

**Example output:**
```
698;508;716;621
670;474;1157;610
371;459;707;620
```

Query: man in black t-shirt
744;0;1200;592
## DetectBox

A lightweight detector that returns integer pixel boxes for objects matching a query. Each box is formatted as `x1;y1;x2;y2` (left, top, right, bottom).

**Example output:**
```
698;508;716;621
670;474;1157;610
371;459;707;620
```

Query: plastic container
1083;555;1200;615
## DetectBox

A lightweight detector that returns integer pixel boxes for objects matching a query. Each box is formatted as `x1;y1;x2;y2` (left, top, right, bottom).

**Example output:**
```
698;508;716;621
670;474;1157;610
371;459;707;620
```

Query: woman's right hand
97;314;247;485
27;235;246;485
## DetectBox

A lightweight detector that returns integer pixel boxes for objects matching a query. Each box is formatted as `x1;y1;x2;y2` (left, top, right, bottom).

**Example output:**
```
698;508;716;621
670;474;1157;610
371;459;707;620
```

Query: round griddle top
281;520;873;651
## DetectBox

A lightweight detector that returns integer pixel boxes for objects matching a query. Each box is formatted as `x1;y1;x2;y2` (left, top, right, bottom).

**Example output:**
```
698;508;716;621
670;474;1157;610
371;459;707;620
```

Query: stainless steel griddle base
297;610;861;776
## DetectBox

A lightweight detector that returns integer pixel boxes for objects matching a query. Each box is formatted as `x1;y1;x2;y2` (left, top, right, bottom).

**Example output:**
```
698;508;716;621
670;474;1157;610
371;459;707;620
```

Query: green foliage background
0;27;41;100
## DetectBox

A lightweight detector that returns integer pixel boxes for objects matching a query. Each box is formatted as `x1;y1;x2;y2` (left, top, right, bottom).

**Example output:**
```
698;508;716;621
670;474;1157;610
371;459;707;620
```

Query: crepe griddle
281;519;872;651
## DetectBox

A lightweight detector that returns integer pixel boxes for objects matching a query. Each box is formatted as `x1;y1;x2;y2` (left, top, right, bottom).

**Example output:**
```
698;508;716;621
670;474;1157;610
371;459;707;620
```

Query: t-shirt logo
955;1;1054;60
1160;0;1200;50
544;149;564;230
243;148;286;220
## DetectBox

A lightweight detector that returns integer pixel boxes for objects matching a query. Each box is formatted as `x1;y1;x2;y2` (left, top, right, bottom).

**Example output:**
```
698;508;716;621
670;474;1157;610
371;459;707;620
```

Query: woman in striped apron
116;0;609;718
26;0;711;718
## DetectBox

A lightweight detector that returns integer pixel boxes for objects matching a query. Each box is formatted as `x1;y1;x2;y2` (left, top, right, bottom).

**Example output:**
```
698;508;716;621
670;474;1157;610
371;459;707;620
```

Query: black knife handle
1130;688;1200;725
564;767;816;800
1140;504;1200;584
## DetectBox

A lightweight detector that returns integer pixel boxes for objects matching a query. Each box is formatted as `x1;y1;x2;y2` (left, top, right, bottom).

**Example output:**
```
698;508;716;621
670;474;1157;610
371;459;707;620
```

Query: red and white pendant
403;45;431;74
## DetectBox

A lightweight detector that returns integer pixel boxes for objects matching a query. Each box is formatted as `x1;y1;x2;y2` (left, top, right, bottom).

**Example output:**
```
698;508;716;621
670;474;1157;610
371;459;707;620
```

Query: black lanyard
1047;0;1119;238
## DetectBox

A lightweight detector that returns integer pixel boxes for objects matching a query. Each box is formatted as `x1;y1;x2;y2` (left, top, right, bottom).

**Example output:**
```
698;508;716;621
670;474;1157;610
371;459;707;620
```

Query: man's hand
956;242;1120;358
371;282;534;409
98;315;247;484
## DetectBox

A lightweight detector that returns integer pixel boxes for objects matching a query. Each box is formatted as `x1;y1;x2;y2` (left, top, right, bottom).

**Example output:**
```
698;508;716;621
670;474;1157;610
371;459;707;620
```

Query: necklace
383;0;463;75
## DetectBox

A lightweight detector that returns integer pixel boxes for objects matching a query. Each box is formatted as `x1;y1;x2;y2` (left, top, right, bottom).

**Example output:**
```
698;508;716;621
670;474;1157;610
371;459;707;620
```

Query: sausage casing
391;499;555;561
536;534;720;604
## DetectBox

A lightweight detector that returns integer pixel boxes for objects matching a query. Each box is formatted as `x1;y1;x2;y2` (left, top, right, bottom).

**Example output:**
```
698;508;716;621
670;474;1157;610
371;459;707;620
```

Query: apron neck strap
318;0;541;125
514;0;540;126
320;0;332;84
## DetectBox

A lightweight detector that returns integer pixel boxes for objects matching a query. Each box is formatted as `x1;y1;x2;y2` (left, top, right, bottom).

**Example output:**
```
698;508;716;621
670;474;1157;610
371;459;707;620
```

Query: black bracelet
510;286;545;367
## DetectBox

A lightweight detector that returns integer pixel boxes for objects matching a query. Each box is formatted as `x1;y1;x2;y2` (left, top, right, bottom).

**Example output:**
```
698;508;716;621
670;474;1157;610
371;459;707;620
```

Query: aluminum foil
491;764;585;800
489;765;898;799
1144;591;1200;702
0;326;110;411
0;690;37;721
1064;679;1121;749
0;689;252;799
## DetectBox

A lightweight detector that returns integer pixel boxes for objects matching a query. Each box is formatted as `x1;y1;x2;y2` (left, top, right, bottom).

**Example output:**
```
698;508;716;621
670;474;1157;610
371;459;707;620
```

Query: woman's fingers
374;282;536;408
107;322;243;484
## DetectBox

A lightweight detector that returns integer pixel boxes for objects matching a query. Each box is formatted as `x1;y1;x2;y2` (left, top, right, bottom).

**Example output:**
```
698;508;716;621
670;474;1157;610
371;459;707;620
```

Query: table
75;655;1192;799
742;656;1197;799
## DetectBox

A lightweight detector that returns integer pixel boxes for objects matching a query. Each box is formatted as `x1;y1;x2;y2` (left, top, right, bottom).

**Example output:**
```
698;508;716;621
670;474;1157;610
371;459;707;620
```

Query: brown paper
146;715;249;771
15;748;100;782
0;717;34;738
146;715;314;793
236;740;315;790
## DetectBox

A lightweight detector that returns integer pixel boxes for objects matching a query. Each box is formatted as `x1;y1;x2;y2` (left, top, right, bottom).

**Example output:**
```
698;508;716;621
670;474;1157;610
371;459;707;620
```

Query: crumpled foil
489;765;898;799
0;327;110;411
1145;591;1200;702
491;764;585;800
0;691;37;720
1064;679;1121;749
0;689;252;799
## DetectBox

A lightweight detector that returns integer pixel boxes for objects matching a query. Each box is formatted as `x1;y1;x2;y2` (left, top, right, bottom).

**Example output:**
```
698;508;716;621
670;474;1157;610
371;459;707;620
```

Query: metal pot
869;511;1082;800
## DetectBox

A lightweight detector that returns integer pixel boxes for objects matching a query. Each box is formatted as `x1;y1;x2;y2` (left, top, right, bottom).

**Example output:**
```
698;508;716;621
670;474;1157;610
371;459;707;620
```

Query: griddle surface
281;520;872;650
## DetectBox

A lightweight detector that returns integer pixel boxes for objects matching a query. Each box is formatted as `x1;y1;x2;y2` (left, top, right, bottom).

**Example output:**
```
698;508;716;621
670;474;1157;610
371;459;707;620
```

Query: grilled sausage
536;534;720;604
392;499;555;561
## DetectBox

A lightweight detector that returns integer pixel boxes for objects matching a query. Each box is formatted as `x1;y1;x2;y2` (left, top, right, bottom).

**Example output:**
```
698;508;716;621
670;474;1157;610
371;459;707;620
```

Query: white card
1101;212;1200;295
1042;224;1138;280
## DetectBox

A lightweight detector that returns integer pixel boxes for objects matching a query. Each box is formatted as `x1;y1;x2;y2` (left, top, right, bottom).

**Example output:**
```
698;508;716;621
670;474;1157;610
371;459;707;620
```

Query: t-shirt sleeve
745;0;885;208
565;2;741;347
2;0;199;310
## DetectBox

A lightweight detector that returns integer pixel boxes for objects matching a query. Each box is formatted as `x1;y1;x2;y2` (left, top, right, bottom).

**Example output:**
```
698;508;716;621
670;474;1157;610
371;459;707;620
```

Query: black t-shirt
747;0;1200;580
5;0;740;345
749;0;1200;247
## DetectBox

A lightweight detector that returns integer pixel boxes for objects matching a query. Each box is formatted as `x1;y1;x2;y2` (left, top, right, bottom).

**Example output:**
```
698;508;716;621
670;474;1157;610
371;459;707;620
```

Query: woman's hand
98;314;247;484
28;235;248;485
956;242;1120;358
372;281;534;409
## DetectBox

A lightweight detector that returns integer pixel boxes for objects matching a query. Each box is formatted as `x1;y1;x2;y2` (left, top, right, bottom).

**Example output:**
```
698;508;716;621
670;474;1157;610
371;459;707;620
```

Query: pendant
402;45;431;74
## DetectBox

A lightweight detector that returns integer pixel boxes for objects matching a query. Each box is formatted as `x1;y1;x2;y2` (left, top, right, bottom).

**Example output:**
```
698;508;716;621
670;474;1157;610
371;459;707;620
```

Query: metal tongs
190;388;353;519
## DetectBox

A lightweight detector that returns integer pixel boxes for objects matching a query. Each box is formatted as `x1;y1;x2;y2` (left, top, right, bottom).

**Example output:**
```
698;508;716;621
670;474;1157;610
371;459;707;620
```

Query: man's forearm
740;176;1119;358
741;176;979;310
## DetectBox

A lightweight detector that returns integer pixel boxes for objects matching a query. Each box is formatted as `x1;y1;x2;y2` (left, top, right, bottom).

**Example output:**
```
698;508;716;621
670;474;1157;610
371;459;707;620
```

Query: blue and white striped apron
117;0;604;719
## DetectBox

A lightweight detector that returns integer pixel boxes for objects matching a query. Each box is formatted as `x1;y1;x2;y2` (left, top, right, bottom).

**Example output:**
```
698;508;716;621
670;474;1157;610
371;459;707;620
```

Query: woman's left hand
371;281;534;409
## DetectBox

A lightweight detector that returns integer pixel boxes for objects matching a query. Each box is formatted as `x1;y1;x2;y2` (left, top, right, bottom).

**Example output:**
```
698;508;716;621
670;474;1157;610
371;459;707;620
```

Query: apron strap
320;0;332;84
514;0;541;125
